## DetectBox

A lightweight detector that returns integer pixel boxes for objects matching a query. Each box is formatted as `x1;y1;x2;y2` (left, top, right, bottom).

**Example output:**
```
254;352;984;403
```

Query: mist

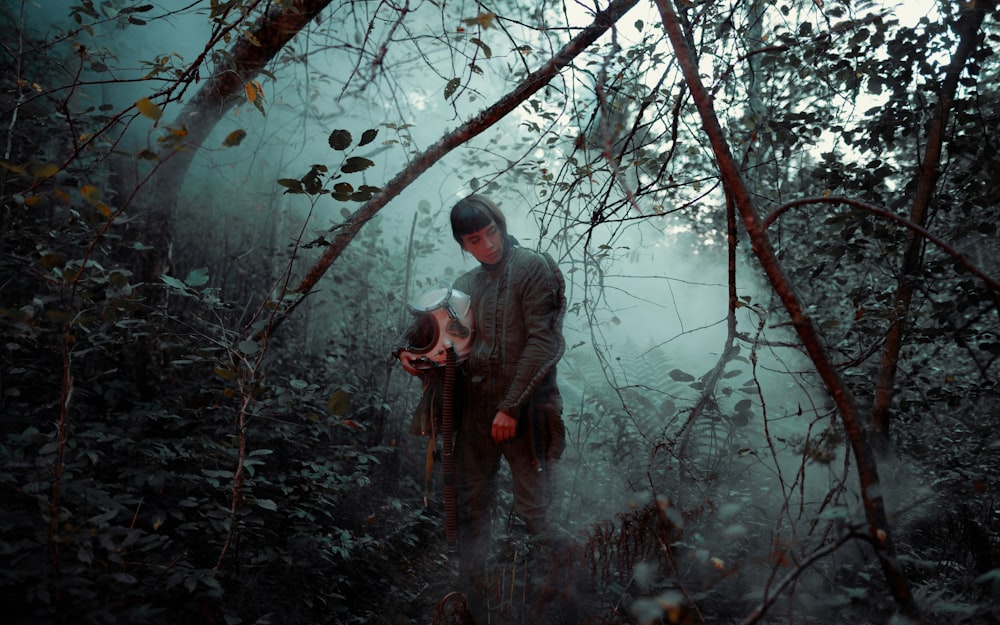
2;1;998;625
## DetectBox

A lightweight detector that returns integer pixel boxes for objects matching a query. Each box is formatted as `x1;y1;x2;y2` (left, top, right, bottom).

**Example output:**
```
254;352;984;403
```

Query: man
448;195;567;579
402;194;567;616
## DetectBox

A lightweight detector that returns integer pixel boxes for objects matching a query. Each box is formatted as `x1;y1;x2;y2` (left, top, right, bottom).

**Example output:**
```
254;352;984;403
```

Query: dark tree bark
652;0;922;621
139;0;335;281
870;1;993;447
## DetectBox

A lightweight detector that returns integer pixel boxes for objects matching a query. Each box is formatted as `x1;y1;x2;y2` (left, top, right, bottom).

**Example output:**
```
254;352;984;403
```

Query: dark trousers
455;407;558;577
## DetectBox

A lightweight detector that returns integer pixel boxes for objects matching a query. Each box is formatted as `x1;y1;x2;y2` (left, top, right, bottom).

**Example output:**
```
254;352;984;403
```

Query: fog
28;0;867;527
10;2;987;623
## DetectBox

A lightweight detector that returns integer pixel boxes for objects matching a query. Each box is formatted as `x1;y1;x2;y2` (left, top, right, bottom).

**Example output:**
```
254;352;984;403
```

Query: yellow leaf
31;163;60;179
168;125;187;138
462;11;496;29
0;160;27;175
213;365;238;381
327;389;351;416
40;253;65;270
24;195;42;207
245;81;257;103
96;201;112;217
135;96;162;121
81;184;102;204
223;129;247;147
54;188;71;203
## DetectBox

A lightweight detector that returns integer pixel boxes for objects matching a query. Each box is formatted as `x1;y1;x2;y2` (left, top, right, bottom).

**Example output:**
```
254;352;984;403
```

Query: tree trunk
139;0;335;282
652;0;922;620
869;2;992;447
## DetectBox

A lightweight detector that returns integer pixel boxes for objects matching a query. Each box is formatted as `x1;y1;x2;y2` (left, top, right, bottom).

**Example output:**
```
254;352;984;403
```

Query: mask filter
396;282;474;370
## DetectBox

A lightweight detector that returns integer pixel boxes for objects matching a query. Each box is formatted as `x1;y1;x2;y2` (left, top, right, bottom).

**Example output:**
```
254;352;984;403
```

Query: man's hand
398;353;422;376
491;410;517;443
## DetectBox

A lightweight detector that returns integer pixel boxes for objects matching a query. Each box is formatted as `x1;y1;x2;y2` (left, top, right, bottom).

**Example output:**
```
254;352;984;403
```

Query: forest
1;0;998;624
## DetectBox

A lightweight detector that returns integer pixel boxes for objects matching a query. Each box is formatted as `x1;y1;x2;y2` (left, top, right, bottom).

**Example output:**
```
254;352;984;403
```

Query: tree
2;1;999;623
869;2;994;445
138;0;335;281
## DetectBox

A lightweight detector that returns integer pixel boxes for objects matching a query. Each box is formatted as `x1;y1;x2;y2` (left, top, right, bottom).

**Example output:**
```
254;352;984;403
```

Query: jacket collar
481;240;515;272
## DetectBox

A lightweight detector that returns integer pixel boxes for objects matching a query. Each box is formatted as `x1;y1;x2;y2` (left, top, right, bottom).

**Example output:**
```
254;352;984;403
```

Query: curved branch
871;1;993;442
653;0;922;620
740;531;863;625
257;0;642;339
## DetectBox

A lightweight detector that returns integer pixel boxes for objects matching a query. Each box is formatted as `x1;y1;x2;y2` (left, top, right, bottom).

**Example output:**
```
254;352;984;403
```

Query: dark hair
450;194;507;245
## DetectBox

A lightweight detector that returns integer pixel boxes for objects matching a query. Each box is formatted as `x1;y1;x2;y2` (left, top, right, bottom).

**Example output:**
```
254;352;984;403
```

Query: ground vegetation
1;1;998;624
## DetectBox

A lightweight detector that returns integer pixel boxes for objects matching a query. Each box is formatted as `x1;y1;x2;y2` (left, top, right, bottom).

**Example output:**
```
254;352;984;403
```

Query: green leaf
161;274;187;290
238;340;260;355
329;129;352;150
88;509;118;525
341;157;374;173
277;178;304;193
256;498;278;511
185;267;209;287
358;128;378;146
444;77;461;101
976;568;1000;596
350;186;378;201
470;37;492;59
668;368;695;382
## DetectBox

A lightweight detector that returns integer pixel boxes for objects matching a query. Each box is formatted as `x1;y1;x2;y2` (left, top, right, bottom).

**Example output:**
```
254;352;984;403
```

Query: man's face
460;220;505;265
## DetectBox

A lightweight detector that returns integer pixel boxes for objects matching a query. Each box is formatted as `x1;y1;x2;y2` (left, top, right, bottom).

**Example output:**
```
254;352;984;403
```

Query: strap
423;435;435;508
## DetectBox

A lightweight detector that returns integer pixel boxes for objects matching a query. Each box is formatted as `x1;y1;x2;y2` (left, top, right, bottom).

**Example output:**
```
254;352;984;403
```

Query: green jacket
454;243;565;420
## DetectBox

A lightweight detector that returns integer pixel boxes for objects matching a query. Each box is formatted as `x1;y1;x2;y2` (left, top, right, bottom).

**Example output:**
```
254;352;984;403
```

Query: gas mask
396;281;474;370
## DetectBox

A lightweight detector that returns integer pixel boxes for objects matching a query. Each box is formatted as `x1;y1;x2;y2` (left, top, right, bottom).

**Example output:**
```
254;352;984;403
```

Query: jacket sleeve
498;252;565;416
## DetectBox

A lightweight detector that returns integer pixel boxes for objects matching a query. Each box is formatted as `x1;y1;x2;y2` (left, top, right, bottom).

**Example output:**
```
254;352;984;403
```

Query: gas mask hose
441;344;458;551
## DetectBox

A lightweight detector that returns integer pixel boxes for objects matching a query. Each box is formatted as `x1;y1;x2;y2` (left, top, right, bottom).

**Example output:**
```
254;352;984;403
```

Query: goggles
396;281;474;370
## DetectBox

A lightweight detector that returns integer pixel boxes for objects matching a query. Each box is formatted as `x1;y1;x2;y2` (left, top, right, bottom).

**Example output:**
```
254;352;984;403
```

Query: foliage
2;1;1000;624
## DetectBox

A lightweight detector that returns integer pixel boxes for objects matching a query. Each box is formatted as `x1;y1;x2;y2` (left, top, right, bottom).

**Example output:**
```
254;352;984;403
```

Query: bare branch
652;0;922;620
257;0;642;339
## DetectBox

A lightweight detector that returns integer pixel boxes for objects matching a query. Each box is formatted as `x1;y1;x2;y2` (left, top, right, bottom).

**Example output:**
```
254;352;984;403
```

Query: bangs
451;202;494;236
450;194;507;243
